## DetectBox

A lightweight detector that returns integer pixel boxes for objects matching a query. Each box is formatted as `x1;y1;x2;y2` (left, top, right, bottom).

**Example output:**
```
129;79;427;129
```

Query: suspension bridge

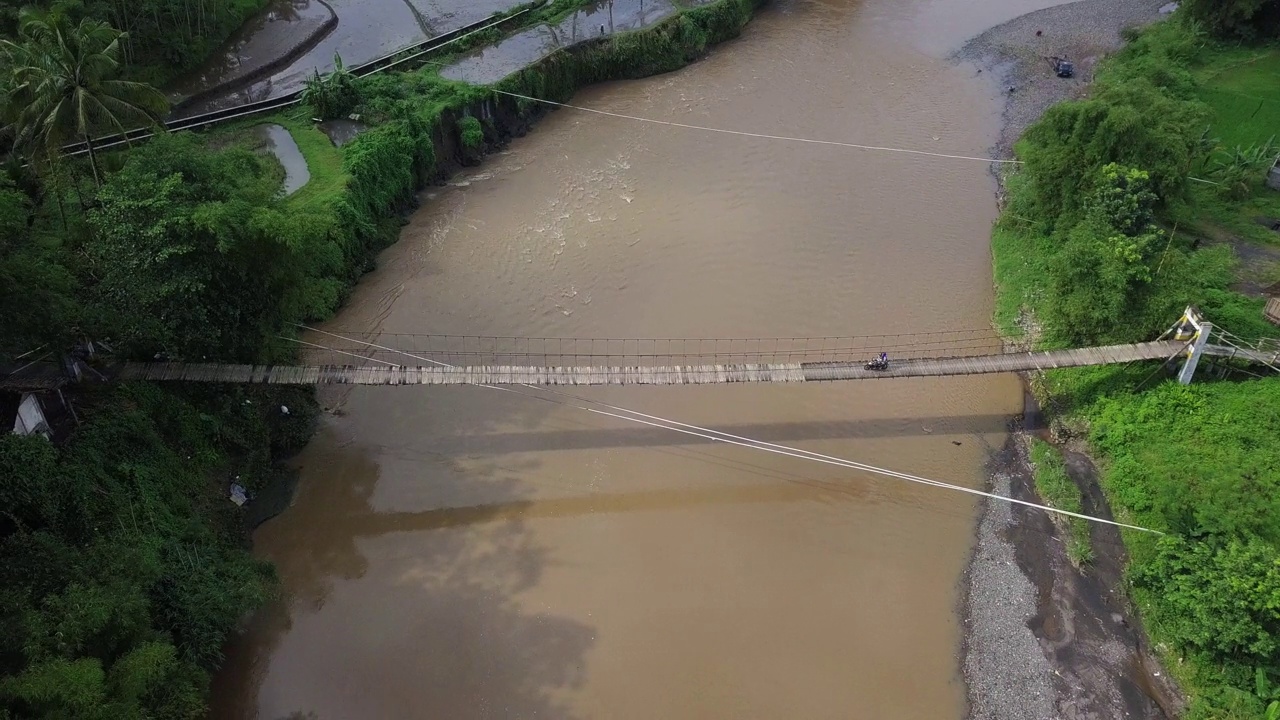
6;308;1275;534
98;308;1278;387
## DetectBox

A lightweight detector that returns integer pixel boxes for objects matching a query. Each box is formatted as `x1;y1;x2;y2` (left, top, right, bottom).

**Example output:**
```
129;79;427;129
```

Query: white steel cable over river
291;325;1159;534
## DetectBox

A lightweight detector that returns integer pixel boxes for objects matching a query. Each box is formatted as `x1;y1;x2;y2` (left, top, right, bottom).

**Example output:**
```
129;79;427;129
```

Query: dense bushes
999;13;1280;716
300;54;362;121
1081;379;1280;717
0;60;330;720
1180;0;1280;39
0;176;76;356
1013;20;1209;226
1135;535;1280;664
88;134;328;361
999;19;1278;347
459;115;483;163
0;382;318;718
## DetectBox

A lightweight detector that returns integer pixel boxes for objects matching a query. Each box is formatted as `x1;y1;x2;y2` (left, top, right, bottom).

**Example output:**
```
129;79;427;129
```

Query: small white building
11;393;50;438
2;360;77;442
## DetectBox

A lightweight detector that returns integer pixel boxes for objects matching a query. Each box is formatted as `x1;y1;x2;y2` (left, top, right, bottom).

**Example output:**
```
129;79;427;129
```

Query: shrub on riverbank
1029;439;1091;566
994;12;1280;716
0;382;317;718
1084;377;1280;718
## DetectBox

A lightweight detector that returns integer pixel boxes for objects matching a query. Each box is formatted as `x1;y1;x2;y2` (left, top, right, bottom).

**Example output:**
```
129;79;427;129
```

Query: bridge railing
279;328;1009;369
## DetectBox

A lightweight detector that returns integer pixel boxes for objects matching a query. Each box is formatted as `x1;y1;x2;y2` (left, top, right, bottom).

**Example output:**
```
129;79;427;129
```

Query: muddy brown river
210;0;1060;716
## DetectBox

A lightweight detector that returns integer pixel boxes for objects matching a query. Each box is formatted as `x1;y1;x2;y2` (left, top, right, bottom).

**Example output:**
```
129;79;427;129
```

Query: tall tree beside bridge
0;8;167;186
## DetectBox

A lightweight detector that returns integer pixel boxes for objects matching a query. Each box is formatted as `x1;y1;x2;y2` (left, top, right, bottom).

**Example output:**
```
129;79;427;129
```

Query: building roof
0;362;69;392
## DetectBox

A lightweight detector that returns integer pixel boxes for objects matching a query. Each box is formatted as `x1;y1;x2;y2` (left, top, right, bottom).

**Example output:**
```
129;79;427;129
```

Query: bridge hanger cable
289;325;1161;534
321;327;1005;341
1213;328;1280;375
487;89;1025;165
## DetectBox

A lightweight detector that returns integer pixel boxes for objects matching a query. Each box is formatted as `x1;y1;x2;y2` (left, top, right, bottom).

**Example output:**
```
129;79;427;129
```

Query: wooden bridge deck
117;340;1205;386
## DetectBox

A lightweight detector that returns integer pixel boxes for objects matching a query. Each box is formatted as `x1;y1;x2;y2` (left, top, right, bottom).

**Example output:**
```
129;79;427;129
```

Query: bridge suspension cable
489;89;1025;165
283;327;1011;368
288;325;1161;535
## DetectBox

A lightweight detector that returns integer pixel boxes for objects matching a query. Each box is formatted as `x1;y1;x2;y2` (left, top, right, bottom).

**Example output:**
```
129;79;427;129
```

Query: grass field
277;112;350;215
1199;48;1280;150
1192;46;1280;250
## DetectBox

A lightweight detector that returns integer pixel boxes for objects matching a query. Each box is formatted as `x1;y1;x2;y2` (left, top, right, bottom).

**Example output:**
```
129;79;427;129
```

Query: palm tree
0;8;168;187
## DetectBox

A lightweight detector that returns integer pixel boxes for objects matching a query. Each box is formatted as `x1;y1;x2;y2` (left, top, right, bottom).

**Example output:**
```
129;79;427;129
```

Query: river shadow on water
212;417;596;719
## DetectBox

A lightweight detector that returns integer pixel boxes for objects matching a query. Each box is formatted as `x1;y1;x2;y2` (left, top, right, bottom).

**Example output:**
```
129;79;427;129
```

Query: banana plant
1256;667;1280;720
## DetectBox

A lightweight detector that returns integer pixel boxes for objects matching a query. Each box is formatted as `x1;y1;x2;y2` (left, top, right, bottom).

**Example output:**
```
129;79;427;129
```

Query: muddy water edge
205;0;1089;717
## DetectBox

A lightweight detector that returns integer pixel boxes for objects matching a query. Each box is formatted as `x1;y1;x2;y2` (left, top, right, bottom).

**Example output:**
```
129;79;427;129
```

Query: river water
211;0;1047;716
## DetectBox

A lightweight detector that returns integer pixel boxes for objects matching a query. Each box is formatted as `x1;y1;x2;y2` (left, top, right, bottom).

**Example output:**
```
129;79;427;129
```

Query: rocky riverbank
958;0;1170;160
964;420;1186;720
957;1;1185;718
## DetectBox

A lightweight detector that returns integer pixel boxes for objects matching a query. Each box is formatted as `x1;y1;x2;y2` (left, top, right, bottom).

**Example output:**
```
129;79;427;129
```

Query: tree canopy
0;7;168;183
1180;0;1280;38
86;133;309;360
0;380;322;719
0;0;272;76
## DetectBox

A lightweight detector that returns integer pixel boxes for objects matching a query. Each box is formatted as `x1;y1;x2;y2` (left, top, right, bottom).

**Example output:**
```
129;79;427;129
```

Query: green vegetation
459;114;483;147
996;18;1280;348
0;9;168;185
89;132;341;359
1029;439;1092;566
1198;49;1280;150
0;0;272;83
277;114;349;216
993;6;1280;715
1082;379;1280;719
300;53;361;121
1180;0;1280;40
0;382;316;718
0;117;324;715
1187;45;1280;249
0;0;764;714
